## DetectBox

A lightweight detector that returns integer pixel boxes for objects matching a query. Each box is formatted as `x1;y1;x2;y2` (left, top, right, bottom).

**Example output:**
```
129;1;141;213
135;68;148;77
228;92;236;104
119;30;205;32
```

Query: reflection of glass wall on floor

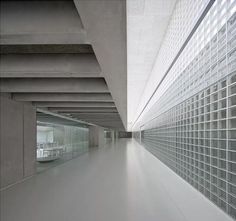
37;123;89;172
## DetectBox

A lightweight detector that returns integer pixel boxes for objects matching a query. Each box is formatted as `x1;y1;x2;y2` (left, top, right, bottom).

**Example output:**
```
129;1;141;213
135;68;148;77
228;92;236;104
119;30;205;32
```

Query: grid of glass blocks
142;10;236;129
149;0;209;87
133;1;236;131
141;12;236;220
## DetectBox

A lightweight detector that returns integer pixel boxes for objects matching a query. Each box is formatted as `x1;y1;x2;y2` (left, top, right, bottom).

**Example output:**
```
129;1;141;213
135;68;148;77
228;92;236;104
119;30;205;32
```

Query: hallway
0;139;232;221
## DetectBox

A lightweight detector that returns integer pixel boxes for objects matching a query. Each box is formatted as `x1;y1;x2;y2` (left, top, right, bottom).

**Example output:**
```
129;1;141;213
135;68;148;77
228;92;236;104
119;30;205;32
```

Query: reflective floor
0;139;233;221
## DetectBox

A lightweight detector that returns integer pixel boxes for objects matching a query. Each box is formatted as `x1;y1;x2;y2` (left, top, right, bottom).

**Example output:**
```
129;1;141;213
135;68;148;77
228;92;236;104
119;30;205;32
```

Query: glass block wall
134;1;236;219
142;72;236;218
132;0;210;123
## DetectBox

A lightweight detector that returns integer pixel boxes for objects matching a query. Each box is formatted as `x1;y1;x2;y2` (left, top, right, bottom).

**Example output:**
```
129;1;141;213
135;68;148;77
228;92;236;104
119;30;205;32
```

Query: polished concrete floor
0;139;233;221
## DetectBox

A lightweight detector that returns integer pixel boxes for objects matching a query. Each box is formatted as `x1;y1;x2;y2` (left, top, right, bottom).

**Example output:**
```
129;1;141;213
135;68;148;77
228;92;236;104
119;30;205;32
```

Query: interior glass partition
36;122;89;173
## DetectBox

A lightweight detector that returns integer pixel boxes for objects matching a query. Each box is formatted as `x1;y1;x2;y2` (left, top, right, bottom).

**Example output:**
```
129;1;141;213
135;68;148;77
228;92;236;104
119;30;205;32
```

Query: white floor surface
0;139;233;221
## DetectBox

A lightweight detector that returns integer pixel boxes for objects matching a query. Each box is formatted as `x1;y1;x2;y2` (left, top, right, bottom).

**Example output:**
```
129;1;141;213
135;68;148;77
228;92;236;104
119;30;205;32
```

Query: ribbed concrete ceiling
0;0;176;131
0;0;126;130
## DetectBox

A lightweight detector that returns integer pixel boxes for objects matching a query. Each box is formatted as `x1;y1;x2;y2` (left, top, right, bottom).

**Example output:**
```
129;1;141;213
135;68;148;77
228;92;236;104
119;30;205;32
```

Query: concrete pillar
88;125;104;148
23;102;36;177
0;93;36;189
111;130;115;142
115;131;119;139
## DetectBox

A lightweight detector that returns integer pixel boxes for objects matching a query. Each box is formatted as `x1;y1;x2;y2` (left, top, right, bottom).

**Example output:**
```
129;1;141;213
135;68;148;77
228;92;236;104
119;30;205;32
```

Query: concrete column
111;130;115;142
88;125;104;148
23;102;36;177
0;93;36;189
115;131;119;139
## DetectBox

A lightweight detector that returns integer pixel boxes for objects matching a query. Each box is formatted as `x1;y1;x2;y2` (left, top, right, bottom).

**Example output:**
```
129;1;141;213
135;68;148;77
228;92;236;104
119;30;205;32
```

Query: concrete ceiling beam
74;0;127;129
55;109;118;113
0;44;93;54
0;78;108;93
83;121;124;130
70;115;121;120
33;102;115;108
68;112;120;117
0;1;88;45
0;54;101;78
12;93;113;102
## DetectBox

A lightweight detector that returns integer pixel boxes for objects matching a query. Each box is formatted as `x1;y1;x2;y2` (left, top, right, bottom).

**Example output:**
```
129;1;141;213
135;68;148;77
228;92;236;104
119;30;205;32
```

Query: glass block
219;150;226;160
228;195;236;208
219;199;227;211
219;110;227;119
230;118;236;128
230;95;236;106
219;120;226;129
219;179;226;190
229;206;236;219
218;140;226;149
230;106;236;117
231;72;236;84
229;130;236;139
230;84;236;95
229;140;236;151
229;162;236;174
229;184;236;196
219;189;226;200
219;160;226;169
229;151;236;162
220;89;227;99
229;172;236;183
220;99;227;109
220;130;227;139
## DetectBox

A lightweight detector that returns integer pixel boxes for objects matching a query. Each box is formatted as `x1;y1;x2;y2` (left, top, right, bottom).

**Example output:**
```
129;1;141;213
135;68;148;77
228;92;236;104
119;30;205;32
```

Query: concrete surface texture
0;0;126;130
0;94;36;188
0;139;233;221
74;0;127;128
88;125;105;148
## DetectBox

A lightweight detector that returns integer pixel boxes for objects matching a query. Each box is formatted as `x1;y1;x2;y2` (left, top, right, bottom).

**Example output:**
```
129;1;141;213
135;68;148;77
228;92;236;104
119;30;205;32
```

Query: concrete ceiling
37;111;90;128
0;0;126;130
74;0;127;129
127;0;176;130
0;0;177;131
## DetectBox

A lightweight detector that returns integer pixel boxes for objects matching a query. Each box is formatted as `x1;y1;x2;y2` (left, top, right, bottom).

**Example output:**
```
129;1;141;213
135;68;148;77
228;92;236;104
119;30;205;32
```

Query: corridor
0;139;232;221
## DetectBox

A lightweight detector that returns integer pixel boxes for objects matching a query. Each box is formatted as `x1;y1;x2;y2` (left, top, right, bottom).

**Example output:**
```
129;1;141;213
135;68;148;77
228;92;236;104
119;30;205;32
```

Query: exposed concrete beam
33;102;115;108
37;109;95;127
0;1;88;45
72;116;121;120
86;120;124;130
68;112;120;117
12;93;113;102
0;45;93;54
63;112;124;129
0;0;126;131
68;113;121;120
55;109;118;113
0;54;101;78
74;0;127;129
73;119;122;124
0;78;108;93
0;34;88;45
49;107;117;111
